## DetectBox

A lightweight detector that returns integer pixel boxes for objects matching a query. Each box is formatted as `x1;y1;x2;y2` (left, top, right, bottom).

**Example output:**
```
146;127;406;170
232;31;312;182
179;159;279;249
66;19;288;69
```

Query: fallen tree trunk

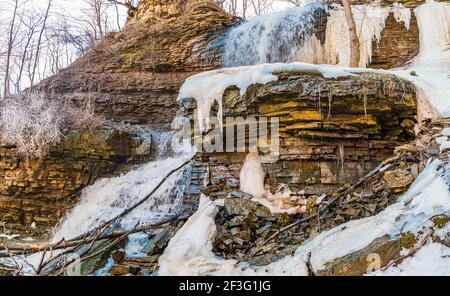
0;215;184;253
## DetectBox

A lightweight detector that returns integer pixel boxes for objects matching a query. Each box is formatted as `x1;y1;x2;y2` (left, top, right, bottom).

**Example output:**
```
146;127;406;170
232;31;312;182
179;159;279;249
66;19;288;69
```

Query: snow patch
371;243;450;276
158;160;450;275
240;152;267;198
394;0;450;119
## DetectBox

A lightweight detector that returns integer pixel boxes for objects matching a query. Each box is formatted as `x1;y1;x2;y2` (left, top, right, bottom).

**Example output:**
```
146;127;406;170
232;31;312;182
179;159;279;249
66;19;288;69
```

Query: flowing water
2;0;449;276
52;130;194;247
223;1;326;67
224;1;412;68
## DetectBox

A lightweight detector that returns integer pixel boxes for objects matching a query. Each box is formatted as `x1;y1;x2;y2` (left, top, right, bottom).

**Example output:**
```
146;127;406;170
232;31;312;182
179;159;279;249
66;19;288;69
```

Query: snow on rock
440;141;450;152
394;0;450;119
177;63;356;132
371;243;450;276
158;160;450;275
436;136;448;145
157;194;310;276
240;152;305;214
442;128;450;136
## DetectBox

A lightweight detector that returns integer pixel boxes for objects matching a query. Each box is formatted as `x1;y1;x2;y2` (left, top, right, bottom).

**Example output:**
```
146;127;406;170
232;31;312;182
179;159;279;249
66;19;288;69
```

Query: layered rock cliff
179;68;417;204
37;0;426;126
0;130;150;237
37;0;237;126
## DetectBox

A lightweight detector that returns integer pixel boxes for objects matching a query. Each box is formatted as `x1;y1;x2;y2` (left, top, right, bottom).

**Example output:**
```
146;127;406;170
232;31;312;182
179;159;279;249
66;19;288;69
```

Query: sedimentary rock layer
37;0;237;126
37;0;421;126
181;70;417;200
0;130;149;237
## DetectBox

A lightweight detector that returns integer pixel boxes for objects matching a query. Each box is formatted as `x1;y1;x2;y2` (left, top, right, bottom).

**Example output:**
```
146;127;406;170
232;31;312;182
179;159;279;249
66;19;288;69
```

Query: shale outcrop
209;118;449;273
37;0;237;126
182;70;417;202
0;130;150;237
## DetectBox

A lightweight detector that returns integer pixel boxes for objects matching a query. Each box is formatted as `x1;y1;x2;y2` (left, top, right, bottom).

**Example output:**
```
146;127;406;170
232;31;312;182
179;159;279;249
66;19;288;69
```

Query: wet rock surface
184;71;417;205
107;219;186;276
208;120;450;274
0;129;151;237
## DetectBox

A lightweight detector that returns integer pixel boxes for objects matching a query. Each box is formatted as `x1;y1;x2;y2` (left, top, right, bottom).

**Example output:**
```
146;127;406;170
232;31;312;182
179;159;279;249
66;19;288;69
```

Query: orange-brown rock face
183;71;417;200
37;0;427;127
0;130;149;237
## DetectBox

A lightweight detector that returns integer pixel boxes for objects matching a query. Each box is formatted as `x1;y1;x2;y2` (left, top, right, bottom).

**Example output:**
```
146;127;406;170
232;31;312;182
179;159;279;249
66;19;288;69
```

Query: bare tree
215;0;274;18
106;0;137;17
15;10;42;92
30;0;52;89
341;0;360;67
280;0;306;6
0;0;130;98
3;0;20;98
250;0;273;16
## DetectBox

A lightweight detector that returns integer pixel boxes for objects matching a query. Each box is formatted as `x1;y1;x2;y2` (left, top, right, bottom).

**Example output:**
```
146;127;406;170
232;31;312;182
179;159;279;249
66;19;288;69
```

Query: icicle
392;3;412;30
324;5;390;67
414;0;450;55
177;64;355;133
294;34;326;64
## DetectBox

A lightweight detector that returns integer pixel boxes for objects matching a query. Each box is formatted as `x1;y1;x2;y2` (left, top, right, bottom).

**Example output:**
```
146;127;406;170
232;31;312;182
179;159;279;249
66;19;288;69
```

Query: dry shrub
0;92;63;159
0;92;104;159
63;93;105;132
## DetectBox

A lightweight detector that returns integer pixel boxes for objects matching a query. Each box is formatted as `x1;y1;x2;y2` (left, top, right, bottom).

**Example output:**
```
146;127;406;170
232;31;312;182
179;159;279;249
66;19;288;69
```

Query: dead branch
0;214;183;253
260;154;403;246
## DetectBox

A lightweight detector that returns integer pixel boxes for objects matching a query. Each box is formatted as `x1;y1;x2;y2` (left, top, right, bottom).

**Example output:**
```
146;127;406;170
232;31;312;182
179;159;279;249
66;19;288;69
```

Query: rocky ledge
181;70;417;204
207;119;449;275
36;0;425;126
0;129;150;237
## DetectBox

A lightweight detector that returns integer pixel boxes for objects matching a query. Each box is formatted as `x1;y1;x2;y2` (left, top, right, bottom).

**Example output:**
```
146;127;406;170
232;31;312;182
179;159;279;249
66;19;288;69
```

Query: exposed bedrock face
0;130;150;237
36;0;424;126
369;12;420;69
182;71;417;200
37;0;238;127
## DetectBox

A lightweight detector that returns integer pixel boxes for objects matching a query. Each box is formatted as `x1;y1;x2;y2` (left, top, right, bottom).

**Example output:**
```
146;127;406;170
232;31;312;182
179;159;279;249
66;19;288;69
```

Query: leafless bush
0;92;104;158
0;92;63;158
63;93;105;132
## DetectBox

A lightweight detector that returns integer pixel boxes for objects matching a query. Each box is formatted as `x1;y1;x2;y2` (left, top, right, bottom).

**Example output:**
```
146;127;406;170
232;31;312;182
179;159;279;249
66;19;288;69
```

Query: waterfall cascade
52;131;194;244
224;1;413;68
223;1;326;67
1;0;449;277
